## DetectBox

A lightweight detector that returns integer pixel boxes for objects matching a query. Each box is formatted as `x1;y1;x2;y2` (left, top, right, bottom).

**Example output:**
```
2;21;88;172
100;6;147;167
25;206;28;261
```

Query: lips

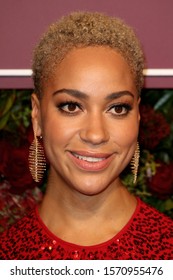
67;151;113;171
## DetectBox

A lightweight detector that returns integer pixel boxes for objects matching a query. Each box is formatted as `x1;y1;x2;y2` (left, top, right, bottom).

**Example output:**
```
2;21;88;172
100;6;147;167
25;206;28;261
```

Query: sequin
88;253;94;259
0;198;173;260
72;250;80;260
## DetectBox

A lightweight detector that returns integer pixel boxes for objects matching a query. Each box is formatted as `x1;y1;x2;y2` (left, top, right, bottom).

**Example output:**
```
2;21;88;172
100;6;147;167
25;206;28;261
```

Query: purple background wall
0;0;173;89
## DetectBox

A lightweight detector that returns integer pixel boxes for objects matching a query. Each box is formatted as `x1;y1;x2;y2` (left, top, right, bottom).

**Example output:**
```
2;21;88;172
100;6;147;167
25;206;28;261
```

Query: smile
72;153;105;162
68;151;113;172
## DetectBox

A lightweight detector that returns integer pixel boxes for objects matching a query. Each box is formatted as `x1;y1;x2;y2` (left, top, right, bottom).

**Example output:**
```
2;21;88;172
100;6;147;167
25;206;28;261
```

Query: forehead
44;46;136;95
57;46;130;72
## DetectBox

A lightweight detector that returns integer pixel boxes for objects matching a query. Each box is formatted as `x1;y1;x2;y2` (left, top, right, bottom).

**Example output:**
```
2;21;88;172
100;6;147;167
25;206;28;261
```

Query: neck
38;173;136;245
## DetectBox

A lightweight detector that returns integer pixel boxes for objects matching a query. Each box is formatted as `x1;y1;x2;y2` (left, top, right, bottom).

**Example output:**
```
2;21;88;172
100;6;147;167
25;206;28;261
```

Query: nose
79;113;110;145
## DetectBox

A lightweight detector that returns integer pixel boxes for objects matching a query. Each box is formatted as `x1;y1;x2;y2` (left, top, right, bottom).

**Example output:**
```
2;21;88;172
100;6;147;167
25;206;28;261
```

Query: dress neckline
35;197;141;249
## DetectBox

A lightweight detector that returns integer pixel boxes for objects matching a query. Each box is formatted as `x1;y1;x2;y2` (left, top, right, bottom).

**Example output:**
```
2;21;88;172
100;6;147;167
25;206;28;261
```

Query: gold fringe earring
28;130;46;182
131;142;140;184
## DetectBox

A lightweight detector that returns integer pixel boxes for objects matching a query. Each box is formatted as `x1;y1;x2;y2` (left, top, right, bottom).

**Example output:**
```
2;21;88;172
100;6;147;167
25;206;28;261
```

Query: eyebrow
105;91;134;100
53;88;88;100
52;88;134;100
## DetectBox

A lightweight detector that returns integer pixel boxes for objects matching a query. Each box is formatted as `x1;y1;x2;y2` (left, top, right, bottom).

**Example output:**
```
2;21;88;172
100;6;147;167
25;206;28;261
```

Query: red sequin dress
0;198;173;260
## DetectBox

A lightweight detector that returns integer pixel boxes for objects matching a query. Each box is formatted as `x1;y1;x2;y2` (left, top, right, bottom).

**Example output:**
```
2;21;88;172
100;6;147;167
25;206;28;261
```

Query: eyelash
57;100;132;117
107;103;132;117
57;100;83;115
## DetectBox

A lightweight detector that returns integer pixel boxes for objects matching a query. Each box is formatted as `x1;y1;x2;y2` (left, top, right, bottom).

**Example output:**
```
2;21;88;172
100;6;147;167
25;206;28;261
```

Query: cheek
111;118;139;147
42;114;79;148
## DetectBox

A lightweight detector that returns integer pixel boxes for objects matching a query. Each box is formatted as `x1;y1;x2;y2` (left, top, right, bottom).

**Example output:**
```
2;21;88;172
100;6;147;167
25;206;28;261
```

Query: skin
31;46;140;245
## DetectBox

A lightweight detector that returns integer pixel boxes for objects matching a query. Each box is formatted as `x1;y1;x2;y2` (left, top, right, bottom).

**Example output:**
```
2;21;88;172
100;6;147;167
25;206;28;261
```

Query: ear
31;93;42;136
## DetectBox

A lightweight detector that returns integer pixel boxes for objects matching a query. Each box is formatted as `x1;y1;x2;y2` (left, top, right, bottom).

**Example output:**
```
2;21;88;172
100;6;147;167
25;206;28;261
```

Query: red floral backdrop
0;89;173;232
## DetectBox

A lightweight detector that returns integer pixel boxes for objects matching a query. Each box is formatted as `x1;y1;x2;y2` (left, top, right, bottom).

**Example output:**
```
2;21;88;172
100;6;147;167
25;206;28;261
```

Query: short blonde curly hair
32;11;145;97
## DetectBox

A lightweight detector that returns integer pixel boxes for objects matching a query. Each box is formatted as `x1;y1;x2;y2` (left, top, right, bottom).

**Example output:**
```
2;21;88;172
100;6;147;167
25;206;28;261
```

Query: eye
108;103;132;116
57;101;83;115
63;103;79;112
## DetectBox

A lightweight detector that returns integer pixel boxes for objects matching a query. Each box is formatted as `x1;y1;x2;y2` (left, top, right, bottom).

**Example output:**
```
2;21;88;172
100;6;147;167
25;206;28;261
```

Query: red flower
0;139;35;194
148;161;173;200
0;139;10;176
0;217;9;232
139;105;170;150
0;182;43;232
25;125;34;144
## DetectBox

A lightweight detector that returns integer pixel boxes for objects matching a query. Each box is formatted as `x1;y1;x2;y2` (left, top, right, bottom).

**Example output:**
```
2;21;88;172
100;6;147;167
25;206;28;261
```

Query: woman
0;11;172;260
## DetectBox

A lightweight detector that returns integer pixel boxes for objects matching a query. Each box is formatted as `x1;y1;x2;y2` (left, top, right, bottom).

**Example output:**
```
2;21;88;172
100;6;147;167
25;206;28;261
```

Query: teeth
73;153;105;162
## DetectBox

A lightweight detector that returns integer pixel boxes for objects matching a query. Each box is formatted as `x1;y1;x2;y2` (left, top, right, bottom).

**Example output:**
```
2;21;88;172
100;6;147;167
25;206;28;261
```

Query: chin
74;181;112;197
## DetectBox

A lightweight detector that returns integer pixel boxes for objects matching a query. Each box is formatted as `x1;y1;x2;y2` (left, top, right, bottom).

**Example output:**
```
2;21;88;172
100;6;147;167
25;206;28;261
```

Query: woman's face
32;46;140;195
